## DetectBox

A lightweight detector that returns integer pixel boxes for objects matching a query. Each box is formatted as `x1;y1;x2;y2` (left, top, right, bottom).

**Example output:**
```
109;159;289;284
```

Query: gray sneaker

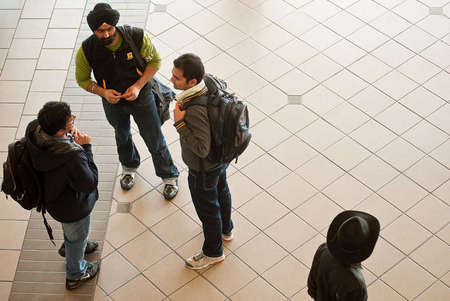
185;251;225;270
66;260;100;290
120;174;135;190
163;181;178;200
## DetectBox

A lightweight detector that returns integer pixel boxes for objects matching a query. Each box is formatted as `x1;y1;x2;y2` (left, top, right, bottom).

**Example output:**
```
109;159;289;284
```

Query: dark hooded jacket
26;120;98;223
307;243;367;301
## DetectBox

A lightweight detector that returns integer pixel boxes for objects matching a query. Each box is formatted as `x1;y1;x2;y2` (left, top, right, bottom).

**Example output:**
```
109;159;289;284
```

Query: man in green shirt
76;3;179;199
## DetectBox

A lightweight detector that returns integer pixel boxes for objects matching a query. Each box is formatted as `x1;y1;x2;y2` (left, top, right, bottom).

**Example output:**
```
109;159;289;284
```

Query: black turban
87;3;120;31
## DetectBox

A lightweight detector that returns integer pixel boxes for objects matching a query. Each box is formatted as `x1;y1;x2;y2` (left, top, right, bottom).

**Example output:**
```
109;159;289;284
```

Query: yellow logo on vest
127;52;133;60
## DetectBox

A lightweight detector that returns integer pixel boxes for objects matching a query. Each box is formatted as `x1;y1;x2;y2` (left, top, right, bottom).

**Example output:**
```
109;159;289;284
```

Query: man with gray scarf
26;102;99;290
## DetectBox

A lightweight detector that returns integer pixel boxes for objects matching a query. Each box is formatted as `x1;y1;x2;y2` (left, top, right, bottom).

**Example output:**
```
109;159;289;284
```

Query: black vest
82;26;146;95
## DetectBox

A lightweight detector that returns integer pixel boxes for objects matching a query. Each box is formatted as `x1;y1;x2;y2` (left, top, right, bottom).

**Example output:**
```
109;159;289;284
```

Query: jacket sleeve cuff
174;119;186;131
81;144;93;153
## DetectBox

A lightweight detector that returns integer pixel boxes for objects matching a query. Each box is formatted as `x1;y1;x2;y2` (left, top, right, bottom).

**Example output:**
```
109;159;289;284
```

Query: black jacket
307;243;367;301
26;120;98;223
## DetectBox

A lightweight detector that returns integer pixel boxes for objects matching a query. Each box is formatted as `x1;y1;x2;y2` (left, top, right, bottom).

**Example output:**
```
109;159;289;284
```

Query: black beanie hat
87;3;120;31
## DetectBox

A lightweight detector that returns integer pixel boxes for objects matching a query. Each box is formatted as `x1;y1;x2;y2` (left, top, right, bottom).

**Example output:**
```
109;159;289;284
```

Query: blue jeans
102;86;179;178
61;214;90;280
188;164;233;257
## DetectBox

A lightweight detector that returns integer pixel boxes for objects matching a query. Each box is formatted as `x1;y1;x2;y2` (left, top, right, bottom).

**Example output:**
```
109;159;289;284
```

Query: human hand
103;89;122;104
122;84;141;101
70;126;79;139
174;102;186;122
74;132;92;145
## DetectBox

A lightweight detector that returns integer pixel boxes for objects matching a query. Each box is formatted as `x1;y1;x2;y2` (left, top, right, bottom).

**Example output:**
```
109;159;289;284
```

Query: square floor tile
8;39;43;59
97;251;140;294
324;69;368;100
131;190;178;228
231;141;265;170
433;180;449;205
275;38;317;66
431;139;450;169
403;120;447;153
424;71;450;101
167;0;203;21
408;194;449;233
324;136;371;171
226;68;267;98
271;105;317;133
323;10;364;36
230;277;285;301
351;155;399;190
296;155;344;191
301;25;341;51
323;39;366;67
324;102;370;134
301;0;341;22
300;53;342;82
0;250;20;281
382;214;431;254
0;29;14;48
255;0;295;21
222;211;260;252
398;55;441;85
227;171;262;208
0;191;31;220
110;275;165;301
229;9;270;34
250;53;293;82
348;25;389;52
367;279;408;301
363;237;404;277
204;52;243;80
348;85;394;118
37;49;73;70
31;70;67;92
292;234;325;267
23;92;60;114
294;193;342;232
205;23;246;50
252;23;294;51
151;210;202;249
372;40;414;68
235;232;288;273
395;25;437;53
382;257;435;300
0;59;36;80
179;38;220;62
269;135;318;170
246;84;286;115
241;154;291;189
170;276;225;301
273;68;318;96
417;15;449;39
347;0;386;22
146;12;178;35
105;213;146;248
377;137;425;172
209;0;251;21
185;9;225;36
421;41;450;69
0;282;12;301
350;119;396;152
348;54;391;83
263;255;309;297
428;104;450;134
22;0;54;18
228;38;269;66
0;104;24;126
15;19;48;38
158;23;199;50
203;253;257;296
302;85;344;115
297;119;344;152
371;11;411;38
376;103;421;135
276;11;318;36
251;118;291;151
374;70;418;100
268;172;318;209
113;174;152;204
238;191;289;230
0;81;30;103
323;173;372;209
393;0;429;23
266;213;317;252
355;193;402;229
143;253;197;295
415;280;449;301
49;8;83;28
400;87;445;118
410;236;449;278
43;28;78;48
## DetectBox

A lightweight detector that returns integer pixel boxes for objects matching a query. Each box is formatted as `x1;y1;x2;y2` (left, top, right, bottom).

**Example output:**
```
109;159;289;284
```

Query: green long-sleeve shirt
75;33;161;91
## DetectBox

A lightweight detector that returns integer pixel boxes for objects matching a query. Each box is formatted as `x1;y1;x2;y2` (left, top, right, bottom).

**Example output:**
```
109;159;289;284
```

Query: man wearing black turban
76;3;179;199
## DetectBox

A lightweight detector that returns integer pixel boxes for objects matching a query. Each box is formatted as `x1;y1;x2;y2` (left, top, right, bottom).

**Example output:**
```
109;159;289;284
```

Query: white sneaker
222;231;233;241
185;252;225;270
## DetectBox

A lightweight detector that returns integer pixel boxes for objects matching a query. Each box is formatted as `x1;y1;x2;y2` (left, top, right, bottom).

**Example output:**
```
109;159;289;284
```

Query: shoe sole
185;257;225;270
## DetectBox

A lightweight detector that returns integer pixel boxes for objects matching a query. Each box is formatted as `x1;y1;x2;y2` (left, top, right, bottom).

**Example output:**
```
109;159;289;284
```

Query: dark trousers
188;164;233;257
102;87;178;179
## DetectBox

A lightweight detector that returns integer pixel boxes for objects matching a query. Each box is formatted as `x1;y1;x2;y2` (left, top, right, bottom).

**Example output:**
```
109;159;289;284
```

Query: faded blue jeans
102;85;179;178
61;214;90;280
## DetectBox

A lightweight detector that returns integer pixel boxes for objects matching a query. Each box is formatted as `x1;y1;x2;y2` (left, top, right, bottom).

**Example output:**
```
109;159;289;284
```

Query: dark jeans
102;87;178;179
188;164;233;257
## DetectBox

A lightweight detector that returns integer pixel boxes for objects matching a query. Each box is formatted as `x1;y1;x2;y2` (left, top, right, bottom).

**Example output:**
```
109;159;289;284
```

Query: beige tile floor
0;0;449;300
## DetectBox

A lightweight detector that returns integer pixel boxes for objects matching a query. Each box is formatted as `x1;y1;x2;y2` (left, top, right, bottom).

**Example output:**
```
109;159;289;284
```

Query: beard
96;31;116;46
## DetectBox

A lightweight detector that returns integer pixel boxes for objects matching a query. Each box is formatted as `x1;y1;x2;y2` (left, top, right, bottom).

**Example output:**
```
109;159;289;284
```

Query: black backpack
186;74;252;164
119;25;175;124
1;138;55;244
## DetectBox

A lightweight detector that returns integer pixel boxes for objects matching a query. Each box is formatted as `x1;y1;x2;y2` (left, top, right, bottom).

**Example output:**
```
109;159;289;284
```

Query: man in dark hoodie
27;101;100;290
307;210;380;301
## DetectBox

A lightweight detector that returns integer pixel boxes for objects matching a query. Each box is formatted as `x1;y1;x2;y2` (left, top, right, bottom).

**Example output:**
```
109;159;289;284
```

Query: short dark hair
38;101;72;136
173;53;205;84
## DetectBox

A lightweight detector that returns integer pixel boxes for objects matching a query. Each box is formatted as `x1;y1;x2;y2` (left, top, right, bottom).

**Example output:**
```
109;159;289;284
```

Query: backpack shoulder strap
118;25;145;71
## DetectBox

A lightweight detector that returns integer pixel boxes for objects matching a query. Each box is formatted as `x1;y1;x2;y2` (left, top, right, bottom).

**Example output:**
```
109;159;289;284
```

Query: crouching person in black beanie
307;211;380;301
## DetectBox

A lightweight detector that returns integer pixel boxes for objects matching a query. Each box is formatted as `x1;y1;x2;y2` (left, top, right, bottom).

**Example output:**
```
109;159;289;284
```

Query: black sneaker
66;260;100;290
120;174;135;190
163;181;178;200
58;240;99;258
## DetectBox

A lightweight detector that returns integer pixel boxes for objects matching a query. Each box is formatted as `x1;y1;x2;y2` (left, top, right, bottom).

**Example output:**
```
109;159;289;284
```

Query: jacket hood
25;120;83;172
